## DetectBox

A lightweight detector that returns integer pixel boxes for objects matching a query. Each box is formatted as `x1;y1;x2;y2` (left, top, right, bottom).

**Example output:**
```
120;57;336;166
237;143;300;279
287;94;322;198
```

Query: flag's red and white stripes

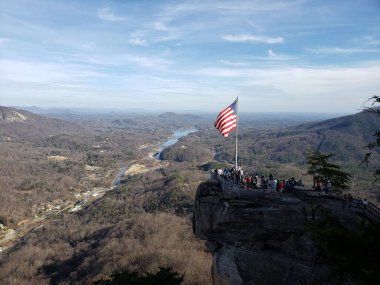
214;101;237;138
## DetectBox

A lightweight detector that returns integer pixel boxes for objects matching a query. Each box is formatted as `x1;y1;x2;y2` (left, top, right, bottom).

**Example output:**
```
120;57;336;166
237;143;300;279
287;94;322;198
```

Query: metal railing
347;200;380;222
208;172;380;222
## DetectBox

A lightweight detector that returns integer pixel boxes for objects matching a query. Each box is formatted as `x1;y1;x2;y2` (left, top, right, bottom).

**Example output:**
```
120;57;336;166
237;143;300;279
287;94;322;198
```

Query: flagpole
235;96;239;170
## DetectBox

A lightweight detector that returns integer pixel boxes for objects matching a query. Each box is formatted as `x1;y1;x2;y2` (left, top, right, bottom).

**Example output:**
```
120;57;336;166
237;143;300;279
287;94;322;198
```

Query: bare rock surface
193;181;362;285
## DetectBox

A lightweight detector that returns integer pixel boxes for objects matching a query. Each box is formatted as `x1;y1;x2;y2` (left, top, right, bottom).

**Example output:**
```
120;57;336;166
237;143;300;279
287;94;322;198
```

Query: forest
0;106;379;284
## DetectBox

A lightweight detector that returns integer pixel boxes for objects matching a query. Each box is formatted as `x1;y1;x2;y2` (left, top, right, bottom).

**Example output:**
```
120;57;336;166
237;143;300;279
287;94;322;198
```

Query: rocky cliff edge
193;181;362;285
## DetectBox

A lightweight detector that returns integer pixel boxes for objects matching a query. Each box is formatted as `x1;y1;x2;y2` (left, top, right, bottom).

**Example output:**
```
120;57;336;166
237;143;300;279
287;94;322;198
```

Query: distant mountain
158;112;203;120
13;106;72;115
158;112;177;118
0;106;85;140
211;110;379;168
109;112;205;130
268;110;380;163
297;111;378;140
154;112;204;129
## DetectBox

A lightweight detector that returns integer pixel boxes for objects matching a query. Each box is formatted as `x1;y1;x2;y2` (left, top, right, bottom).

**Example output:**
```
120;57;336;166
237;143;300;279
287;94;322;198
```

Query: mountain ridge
267;110;380;162
0;106;86;140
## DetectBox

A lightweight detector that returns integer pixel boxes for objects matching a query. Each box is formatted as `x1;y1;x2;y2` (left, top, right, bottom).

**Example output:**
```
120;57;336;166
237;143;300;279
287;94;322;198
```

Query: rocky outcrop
193;182;309;243
0;107;27;122
193;181;361;285
0;106;85;139
210;243;332;285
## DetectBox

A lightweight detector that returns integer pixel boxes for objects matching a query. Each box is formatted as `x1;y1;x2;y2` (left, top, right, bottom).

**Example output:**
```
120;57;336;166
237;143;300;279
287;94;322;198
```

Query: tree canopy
94;267;184;285
306;150;351;193
362;95;380;179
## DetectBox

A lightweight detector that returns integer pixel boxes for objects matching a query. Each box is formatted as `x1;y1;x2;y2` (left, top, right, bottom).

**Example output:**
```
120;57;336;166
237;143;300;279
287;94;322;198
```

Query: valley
0;126;195;253
0;106;379;284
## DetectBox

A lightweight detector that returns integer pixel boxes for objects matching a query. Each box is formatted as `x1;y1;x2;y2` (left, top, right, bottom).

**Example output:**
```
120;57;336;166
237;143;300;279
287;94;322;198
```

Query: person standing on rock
230;167;235;181
326;180;332;192
239;168;244;182
316;180;321;191
348;193;353;207
342;193;348;210
261;176;267;189
279;179;285;195
224;167;230;180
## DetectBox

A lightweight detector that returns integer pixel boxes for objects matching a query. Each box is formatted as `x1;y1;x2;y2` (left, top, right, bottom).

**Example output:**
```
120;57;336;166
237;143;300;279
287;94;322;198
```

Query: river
155;128;197;160
113;128;197;186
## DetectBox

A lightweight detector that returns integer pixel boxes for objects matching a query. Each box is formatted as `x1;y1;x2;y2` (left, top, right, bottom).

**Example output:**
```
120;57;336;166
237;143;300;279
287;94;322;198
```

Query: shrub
310;214;380;284
94;267;184;285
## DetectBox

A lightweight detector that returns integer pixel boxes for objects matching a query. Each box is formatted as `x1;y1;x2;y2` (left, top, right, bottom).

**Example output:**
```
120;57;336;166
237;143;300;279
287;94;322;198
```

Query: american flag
214;98;238;138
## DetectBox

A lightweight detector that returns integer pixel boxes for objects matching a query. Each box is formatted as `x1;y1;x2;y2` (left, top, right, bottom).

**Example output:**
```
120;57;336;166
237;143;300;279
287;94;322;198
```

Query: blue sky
0;0;379;113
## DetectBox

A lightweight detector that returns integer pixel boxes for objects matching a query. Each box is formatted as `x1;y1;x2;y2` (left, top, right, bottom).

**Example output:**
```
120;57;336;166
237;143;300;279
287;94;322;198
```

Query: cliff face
193;181;308;243
193;181;359;285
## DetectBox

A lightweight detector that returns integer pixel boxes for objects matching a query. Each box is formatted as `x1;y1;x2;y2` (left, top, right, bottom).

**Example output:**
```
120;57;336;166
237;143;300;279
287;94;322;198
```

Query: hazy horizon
1;105;353;126
8;104;353;116
1;0;379;113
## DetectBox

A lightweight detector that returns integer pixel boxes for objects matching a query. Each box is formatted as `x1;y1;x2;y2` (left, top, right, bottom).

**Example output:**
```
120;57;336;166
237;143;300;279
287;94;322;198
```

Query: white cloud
80;42;96;50
1;0;378;112
222;34;284;44
128;38;148;46
84;53;171;69
268;49;276;57
0;59;105;83
306;47;380;55
219;60;252;67
196;63;380;111
152;1;297;44
0;38;10;46
157;1;302;19
68;53;172;69
97;7;126;22
128;56;172;68
267;49;297;61
361;36;380;46
153;21;170;31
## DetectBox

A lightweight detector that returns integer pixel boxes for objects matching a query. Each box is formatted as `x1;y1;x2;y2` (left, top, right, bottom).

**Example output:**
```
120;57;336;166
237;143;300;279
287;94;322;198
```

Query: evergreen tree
306;151;351;193
362;95;380;179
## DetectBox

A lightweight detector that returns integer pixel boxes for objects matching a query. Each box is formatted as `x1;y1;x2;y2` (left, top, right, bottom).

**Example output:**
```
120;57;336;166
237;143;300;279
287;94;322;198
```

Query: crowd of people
314;179;332;192
212;166;376;216
212;166;304;194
